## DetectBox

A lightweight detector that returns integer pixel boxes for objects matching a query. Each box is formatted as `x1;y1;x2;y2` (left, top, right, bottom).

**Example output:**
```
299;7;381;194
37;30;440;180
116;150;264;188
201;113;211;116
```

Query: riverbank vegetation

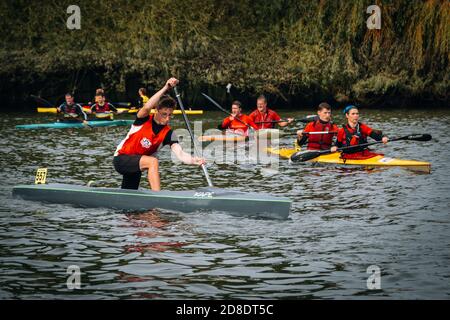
0;0;448;109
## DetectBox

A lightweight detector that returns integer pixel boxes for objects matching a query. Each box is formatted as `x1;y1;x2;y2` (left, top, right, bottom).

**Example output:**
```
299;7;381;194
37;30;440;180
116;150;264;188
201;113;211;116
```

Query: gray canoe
12;183;292;220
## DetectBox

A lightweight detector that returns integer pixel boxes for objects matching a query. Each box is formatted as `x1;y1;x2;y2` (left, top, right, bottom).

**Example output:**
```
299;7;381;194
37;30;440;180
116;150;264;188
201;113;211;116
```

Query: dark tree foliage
0;0;448;109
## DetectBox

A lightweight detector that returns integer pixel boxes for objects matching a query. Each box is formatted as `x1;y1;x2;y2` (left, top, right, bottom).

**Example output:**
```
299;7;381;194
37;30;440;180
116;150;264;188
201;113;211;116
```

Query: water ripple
0;110;449;299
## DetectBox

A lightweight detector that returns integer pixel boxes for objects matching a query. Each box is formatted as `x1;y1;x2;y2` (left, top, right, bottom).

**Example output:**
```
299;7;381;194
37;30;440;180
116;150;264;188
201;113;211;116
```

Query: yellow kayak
266;147;431;173
37;107;134;113
37;107;204;115
166;109;203;115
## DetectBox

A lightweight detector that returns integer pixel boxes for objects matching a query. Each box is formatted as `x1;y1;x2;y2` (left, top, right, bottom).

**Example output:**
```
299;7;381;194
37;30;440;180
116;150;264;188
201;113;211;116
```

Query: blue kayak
16;120;134;130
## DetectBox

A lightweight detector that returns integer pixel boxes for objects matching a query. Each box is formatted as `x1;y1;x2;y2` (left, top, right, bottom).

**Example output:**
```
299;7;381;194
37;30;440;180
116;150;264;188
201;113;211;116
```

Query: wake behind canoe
266;147;431;173
15;120;134;130
12;183;292;219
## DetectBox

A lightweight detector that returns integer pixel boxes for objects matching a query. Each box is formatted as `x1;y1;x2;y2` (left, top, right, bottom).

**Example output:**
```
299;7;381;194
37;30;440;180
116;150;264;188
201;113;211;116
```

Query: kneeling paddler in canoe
113;78;205;191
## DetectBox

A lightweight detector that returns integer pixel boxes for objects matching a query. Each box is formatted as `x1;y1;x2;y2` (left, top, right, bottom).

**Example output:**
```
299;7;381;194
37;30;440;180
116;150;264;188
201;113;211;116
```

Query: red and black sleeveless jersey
114;115;177;156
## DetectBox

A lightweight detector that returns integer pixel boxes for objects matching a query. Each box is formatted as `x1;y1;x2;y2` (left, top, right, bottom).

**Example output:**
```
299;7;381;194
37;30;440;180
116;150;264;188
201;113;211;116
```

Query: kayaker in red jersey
296;102;338;152
218;100;258;136
249;95;293;129
89;93;123;120
113;78;205;191
336;105;388;159
57;93;88;125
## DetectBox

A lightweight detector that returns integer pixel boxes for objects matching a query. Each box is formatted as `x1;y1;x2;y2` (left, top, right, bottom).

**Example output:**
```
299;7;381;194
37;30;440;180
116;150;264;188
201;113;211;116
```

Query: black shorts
113;155;143;189
113;155;142;174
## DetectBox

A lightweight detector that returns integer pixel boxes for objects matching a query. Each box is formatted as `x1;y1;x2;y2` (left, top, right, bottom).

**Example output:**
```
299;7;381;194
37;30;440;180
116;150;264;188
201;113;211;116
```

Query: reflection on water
1;109;450;299
124;211;189;253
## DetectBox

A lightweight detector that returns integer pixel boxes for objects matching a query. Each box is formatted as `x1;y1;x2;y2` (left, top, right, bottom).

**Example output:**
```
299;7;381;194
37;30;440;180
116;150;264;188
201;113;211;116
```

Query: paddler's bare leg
139;155;161;191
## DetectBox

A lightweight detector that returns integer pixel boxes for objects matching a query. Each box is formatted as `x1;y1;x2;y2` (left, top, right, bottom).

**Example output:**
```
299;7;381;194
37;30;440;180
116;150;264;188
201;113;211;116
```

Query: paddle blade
290;150;322;162
201;93;222;109
30;95;53;107
296;115;318;123
412;134;432;141
398;134;432;142
114;102;131;107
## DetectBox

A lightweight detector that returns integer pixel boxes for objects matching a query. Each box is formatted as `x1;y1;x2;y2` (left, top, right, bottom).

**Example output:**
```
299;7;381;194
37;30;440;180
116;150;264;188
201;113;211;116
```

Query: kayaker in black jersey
57;93;88;125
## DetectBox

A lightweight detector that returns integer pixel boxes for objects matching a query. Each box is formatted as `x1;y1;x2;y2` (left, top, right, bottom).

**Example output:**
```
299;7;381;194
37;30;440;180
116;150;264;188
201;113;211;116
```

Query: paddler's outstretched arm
137;78;179;118
170;143;206;165
75;104;89;126
370;129;389;144
278;118;294;127
245;116;258;130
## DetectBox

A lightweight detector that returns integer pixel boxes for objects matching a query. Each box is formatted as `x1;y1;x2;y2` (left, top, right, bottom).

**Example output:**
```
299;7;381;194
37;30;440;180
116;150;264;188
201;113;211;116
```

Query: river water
0;108;449;299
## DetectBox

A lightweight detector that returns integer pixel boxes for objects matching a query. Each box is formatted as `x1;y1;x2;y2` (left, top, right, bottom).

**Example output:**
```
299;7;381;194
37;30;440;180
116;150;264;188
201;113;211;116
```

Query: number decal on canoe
35;168;48;185
378;157;394;163
193;192;214;198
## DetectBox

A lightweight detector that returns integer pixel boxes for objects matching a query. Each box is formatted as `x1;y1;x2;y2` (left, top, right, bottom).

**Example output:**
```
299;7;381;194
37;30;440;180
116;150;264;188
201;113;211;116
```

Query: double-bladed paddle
30;95;54;108
202;92;316;130
290;134;432;162
112;102;131;108
83;101;131;109
255;115;318;124
201;92;253;129
33;95;131;112
281;130;338;137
